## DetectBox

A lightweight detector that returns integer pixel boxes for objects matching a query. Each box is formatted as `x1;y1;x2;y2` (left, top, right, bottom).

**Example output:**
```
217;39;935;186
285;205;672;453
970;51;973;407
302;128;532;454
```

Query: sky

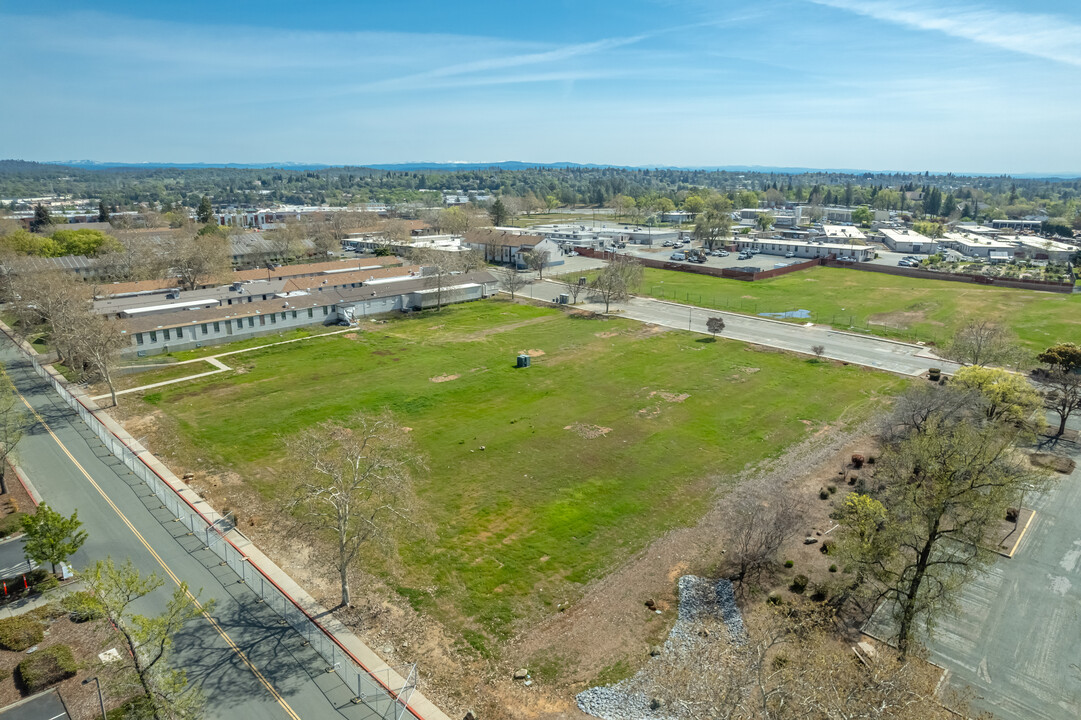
1;0;1080;174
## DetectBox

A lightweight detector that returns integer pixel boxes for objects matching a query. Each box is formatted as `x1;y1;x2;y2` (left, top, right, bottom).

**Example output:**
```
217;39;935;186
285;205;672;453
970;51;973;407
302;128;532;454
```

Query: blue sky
2;0;1079;173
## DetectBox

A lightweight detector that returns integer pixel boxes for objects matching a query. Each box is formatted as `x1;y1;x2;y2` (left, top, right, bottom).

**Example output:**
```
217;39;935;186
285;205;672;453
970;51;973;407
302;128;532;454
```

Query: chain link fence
20;351;419;720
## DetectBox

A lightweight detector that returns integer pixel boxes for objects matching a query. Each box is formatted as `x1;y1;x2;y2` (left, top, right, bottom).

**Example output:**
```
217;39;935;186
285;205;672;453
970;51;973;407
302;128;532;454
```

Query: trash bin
516;354;531;368
559;294;570;304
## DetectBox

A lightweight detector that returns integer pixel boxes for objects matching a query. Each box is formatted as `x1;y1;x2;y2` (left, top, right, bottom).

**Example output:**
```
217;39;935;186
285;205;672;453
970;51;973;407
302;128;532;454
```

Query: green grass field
636;266;1081;351
135;300;906;650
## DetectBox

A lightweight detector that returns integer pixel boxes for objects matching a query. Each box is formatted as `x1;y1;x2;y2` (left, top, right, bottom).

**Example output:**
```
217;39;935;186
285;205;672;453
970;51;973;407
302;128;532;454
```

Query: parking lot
620;240;801;271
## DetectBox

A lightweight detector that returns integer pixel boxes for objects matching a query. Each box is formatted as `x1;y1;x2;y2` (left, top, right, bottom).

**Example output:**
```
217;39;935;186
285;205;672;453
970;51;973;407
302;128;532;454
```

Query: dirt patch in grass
868;309;927;328
594;331;620;339
344;332;359;340
564;423;612;439
430;374;461;383
648;390;690;403
519;349;546;357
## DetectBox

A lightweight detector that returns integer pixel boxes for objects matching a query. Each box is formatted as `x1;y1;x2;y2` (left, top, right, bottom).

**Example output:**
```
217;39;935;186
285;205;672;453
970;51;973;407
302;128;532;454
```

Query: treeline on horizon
1;159;1080;229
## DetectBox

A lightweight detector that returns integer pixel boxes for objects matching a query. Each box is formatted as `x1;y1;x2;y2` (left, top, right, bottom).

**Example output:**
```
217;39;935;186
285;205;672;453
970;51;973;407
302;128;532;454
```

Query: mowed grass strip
636;266;1081;350
140;300;906;646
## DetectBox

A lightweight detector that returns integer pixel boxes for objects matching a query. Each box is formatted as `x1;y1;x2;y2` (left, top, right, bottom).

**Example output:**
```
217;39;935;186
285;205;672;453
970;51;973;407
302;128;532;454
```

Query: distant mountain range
25;159;1081;178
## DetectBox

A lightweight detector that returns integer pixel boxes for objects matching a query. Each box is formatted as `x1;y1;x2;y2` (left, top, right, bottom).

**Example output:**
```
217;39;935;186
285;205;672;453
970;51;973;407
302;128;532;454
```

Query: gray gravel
576;576;742;720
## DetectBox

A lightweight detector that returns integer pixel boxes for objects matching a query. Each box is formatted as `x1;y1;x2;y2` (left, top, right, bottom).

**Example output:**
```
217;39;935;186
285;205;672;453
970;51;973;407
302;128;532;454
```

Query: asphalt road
0;536;34;579
538;282;958;377
0;341;392;720
0;690;70;720
926;414;1081;720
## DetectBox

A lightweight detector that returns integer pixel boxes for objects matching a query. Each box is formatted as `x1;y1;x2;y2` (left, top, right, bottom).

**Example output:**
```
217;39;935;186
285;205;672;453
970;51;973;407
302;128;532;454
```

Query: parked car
785;251;795;258
670;252;686;261
663;240;674;247
718;250;730;257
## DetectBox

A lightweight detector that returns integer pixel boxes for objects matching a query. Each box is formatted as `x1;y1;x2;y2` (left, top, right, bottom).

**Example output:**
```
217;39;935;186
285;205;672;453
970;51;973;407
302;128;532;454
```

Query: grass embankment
636;266;1081;350
135;300;906;652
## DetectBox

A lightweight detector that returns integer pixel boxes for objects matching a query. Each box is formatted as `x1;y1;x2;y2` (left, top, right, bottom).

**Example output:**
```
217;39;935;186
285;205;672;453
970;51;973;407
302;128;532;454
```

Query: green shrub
0;616;44;651
61;590;104;623
829;564;838;572
783;560;794;568
0;513;26;538
16;644;76;693
818;488;829;500
790;574;809;594
827;485;837;494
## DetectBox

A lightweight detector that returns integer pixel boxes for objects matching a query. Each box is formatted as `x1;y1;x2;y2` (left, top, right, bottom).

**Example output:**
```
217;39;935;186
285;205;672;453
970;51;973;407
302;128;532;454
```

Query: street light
83;677;106;720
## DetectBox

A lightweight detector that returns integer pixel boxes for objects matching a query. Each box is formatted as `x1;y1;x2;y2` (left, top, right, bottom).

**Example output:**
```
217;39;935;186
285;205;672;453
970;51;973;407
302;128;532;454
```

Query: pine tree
30;204;52;233
97;200;110;223
196;195;213;224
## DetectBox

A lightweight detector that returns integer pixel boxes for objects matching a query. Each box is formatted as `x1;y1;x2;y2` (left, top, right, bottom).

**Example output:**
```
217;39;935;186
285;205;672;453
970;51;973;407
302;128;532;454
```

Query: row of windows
134;307;327;345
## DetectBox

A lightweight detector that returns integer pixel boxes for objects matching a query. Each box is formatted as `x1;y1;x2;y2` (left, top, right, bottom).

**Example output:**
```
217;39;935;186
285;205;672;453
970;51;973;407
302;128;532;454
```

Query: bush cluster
0;616;44;651
16;644;76;693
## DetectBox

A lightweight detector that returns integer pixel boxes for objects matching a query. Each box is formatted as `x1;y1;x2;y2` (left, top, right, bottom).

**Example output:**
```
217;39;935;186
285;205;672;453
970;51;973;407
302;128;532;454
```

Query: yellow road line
3;367;302;720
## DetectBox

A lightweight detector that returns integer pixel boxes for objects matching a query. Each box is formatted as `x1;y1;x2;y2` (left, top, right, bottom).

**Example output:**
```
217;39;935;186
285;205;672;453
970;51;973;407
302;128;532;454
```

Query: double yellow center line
3;367;302;720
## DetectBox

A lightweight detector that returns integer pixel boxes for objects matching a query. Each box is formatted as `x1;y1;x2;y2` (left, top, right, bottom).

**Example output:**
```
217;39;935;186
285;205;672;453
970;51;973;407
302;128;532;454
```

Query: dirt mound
430;374;460;383
564;423;612;439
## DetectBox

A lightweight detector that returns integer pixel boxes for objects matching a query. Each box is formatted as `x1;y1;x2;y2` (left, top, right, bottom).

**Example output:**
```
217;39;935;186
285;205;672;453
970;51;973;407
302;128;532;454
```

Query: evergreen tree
196;195;213;224
97;200;110;223
30;204;52;233
489;197;510;226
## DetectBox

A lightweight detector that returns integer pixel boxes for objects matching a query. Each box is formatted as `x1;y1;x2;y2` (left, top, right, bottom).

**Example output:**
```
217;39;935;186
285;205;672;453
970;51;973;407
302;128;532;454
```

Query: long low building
121;270;498;356
733;238;874;261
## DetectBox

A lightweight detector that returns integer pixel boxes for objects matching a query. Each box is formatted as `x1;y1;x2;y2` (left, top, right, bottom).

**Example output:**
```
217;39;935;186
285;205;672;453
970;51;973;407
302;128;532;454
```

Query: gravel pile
576;576;743;720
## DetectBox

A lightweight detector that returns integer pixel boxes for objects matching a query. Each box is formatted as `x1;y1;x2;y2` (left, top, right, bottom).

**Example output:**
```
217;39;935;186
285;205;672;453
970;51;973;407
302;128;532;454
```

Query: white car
785;251;795;258
670;252;686;261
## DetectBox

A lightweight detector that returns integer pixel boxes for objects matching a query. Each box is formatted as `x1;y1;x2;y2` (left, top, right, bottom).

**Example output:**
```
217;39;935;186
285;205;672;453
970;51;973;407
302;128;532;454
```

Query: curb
1003;510;1036;559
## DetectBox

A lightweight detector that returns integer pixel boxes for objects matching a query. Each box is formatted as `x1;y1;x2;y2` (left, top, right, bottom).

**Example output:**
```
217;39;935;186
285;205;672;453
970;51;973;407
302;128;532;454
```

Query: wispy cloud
809;0;1081;67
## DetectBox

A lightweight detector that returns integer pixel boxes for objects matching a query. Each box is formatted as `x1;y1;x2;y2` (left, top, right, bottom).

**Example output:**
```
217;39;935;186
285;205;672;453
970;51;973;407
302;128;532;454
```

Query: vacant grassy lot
637;266;1081;351
135;300;905;650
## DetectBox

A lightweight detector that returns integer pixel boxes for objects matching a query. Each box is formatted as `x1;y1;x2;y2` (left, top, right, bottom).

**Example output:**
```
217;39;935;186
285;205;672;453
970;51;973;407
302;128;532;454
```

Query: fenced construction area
125;300;906;652
639;266;1081;350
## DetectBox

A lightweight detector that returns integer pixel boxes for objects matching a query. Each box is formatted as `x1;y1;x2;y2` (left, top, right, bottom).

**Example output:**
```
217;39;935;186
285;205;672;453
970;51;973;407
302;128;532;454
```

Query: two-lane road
0;341;393;720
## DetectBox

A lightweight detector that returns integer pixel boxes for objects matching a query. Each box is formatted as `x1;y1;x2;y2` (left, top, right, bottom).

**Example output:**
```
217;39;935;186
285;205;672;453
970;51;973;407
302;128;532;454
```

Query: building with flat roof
879;228;938;254
733;238;874;261
992;219;1042;232
122;269;498;356
940;233;1018;260
822;225;867;243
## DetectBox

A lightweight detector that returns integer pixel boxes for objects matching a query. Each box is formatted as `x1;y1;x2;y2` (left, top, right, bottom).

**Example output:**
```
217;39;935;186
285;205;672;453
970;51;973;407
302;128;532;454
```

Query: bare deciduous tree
726;486;801;587
71;312;130;407
95;231;170;282
811;344;825;358
524;249;551;279
283;411;419;607
498;268;528;300
263;219;309;262
940;319;1025;368
559;275;587;305
409;247;484;311
166;230;231;290
0;370;27;495
589;254;643;313
1040;369;1081;436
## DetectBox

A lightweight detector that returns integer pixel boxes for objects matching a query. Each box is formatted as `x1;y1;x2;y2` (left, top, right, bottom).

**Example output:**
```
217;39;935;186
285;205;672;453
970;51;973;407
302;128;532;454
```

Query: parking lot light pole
83;677;106;720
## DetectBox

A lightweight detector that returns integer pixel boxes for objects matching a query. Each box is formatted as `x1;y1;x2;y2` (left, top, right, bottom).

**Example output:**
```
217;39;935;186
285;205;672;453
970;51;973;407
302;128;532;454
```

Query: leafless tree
409;247;484;311
0;371;27;495
7;270;90;365
588;254;643;313
283;411;418;607
879;384;980;442
559;275;587;304
96;231;170;281
940;319;1026;368
263;219;308;262
498;268;528;300
1040;369;1081;436
524;249;551;279
71;313;130;407
811;344;825;358
725;486;801;588
165;230;231;290
646;607;974;720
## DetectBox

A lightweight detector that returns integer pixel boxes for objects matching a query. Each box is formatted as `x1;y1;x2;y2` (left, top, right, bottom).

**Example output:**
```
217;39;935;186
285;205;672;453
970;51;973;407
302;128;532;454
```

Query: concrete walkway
93;327;358;401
